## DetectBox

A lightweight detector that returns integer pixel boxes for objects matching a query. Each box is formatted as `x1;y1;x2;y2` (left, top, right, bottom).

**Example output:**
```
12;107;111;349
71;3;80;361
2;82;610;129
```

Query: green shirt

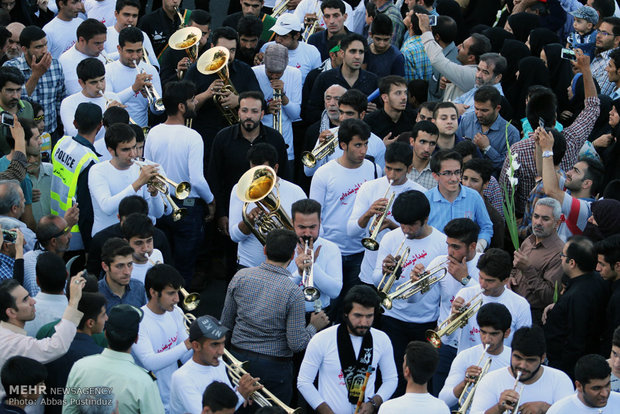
0;100;34;156
261;14;276;42
63;348;165;413
36;318;108;348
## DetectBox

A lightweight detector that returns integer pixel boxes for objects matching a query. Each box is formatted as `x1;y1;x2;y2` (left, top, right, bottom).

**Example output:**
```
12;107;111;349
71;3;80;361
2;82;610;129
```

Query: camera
2;229;16;243
1;112;14;128
560;48;576;61
429;15;437;26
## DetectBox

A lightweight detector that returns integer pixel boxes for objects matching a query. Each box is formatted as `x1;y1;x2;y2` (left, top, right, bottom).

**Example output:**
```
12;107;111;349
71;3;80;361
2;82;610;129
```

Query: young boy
567;6;598;58
122;213;163;285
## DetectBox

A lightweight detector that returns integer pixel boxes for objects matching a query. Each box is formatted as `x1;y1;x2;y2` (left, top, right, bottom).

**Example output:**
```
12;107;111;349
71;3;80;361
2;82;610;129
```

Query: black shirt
207;124;290;218
139;8;188;58
603;279;620;355
159;45;208;87
364;108;417;140
544;271;607;379
308;28;350;61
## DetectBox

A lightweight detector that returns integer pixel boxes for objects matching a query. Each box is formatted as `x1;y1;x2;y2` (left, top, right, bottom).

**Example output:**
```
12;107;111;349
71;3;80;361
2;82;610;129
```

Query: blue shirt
0;252;14;281
0;156;32;204
364;45;405;78
98;277;146;314
456;111;520;173
425;185;494;244
453;83;504;113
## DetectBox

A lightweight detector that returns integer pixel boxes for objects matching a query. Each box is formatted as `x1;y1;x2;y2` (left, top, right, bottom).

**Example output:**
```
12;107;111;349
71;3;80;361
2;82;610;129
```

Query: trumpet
273;88;283;134
377;238;410;310
301;238;321;303
301;131;338;168
426;291;484;348
271;0;289;18
173;6;186;29
222;349;301;414
133;60;165;112
384;259;449;304
302;9;323;42
502;371;523;414
453;344;492;414
100;50;114;64
197;46;239;125
182;311;196;334
180;287;200;312
361;181;394;251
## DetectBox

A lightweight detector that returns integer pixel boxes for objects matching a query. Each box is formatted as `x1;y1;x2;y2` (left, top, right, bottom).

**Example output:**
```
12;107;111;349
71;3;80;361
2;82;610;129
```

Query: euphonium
272;88;283;134
302;8;323;42
197;46;239;125
301;131;338;168
133;60;165;112
271;0;289;18
179;287;200;312
223;349;302;414
173;6;186;29
382;260;449;307
426;291;484;348
361;180;394;251
453;344;492;414
376;238;410;310
236;165;294;245
301;238;321;303
169;27;202;78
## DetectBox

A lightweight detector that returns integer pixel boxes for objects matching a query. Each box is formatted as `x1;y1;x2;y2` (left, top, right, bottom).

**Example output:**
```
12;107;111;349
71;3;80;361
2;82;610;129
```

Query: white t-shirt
84;0;116;27
348;176;425;284
310;159;382;255
169;358;244;414
455;285;532;353
133;305;193;413
260;41;322;83
59;90;121;141
228;178;307;267
439;344;512;408
105;59;162;127
43;17;84;59
379;393;450;413
93;137;111;162
104;25;159;69
131;249;163;285
286;236;343;311
470;366;574;414
144;124;214;203
372;227;447;323
59;45;108;95
547;392;620;414
297;325;398;414
88;160;165;236
253;65;302;160
303;126;386;177
293;0;356;32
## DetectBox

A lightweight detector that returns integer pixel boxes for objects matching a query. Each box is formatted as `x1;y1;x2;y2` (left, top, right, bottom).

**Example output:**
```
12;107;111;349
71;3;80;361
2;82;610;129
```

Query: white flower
508;177;519;186
511;159;521;172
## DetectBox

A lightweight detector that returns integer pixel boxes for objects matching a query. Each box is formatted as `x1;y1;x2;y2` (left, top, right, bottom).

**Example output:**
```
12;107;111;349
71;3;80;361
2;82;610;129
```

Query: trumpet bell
301;151;316;168
377;291;393;310
169;27;201;50
183;293;200;311
303;286;320;302
425;329;442;348
197;46;230;75
174;182;192;199
237;166;276;203
172;207;187;222
361;237;379;251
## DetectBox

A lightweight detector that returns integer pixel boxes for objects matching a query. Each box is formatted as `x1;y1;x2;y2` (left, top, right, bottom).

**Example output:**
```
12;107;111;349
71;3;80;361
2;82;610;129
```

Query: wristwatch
461;275;471;285
542;150;554;158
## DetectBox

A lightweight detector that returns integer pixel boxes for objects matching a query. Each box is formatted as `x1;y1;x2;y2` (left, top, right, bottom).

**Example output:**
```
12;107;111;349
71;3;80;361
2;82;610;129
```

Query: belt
230;345;291;362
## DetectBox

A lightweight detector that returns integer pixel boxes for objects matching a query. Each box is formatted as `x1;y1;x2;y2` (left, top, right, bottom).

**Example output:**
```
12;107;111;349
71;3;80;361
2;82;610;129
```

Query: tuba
272;89;283;134
169;27;202;79
376;238;410;310
223;349;301;413
453;344;492;414
301;131;338;168
236;165;294;245
301;237;321;304
198;46;239;125
426;291;484;348
361;180;394;251
133;60;165;112
271;0;290;18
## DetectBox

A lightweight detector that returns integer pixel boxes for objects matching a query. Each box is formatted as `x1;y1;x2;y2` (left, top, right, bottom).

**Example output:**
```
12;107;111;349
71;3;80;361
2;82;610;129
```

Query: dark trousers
157;198;205;286
382;315;437;397
330;252;364;324
431;344;458;397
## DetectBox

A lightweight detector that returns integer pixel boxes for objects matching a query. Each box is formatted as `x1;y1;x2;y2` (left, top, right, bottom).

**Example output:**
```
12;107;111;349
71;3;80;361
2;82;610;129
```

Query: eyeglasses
50;226;71;239
438;169;462;177
560;252;567;258
34;115;45;122
598;31;617;37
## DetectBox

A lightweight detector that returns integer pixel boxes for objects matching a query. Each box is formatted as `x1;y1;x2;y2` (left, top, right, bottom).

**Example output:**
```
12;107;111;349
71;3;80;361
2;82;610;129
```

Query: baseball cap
570;6;599;25
270;13;302;36
189;315;229;342
106;304;143;336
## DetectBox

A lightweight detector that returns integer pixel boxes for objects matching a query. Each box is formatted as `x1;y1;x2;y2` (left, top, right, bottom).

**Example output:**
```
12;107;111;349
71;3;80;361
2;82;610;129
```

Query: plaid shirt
401;35;432;82
591;48;616;96
3;56;66;133
407;162;436;190
377;2;406;48
0;252;15;280
500;96;600;215
483;176;504;219
220;262;316;358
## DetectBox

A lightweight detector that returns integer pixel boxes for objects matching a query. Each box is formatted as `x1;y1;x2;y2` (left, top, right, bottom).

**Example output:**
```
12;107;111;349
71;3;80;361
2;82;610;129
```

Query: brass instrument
301;131;338;168
302;9;324;42
271;0;289;18
197;46;240;125
133;60;165;112
453;344;492;414
223;349;302;414
182;311;196;334
99;91;150;137
273;88;283;134
377;238;410;310
173;6;186;29
503;371;523;414
100;50;114;64
301;238;321;302
169;27;202;78
361;180;394;251
381;260;449;309
426;291;484;348
179;287;200;312
236;165;294;245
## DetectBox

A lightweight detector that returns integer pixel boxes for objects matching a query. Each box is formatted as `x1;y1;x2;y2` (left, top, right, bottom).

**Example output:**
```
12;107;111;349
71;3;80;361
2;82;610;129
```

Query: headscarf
589;94;613;142
436;0;467;43
543;43;574;112
483;27;515;53
507;12;541;43
513;57;550;122
583;199;620;241
528;28;560;58
501;40;531;110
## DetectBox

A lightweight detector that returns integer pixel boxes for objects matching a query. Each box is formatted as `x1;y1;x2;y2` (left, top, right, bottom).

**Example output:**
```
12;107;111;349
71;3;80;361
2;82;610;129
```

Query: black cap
189;315;229;342
106;304;143;336
75;102;102;121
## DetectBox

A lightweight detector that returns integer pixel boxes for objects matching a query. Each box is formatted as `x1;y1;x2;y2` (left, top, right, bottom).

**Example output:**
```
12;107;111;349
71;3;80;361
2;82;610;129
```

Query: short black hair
35;252;67;294
407;79;429;105
321;0;346;14
212;26;238;45
579;156;605;196
340;32;366;52
190;9;211;26
338;118;370;146
292;199;322;221
130;124;145;144
404;341;439;385
595;234;620;269
594;1;616;19
76;18;107;42
432;101;458;119
77;292;107;330
463;158;493;184
430;150;463;174
392;190;430;225
479;53;507;76
247;143;278;168
0;66;25;89
19;25;45;49
526;87;558;128
370;13;393;36
0;278;20;322
338;88;368;114
565;235;597;273
264;229;297;262
1;356;47;399
121;213;154;240
202;381;238;411
432;15;458;44
549;129;566;166
105;123;136;152
75;103;102;135
118;26;143;48
144;264;184;300
76;57;105;82
379;75;407;96
511;326;546;357
384;141;412;167
477;248;512;281
473;85;501;107
119;195;149;218
613;325;620;348
115;0;140;13
239;90;265;108
411;120;439;141
103;106;130;127
101;237;134;267
575;354;611;386
237;14;263;37
469;33;492;63
163;80;196;117
343;284;380;314
476;302;512;332
454;139;479;159
443;218;480;246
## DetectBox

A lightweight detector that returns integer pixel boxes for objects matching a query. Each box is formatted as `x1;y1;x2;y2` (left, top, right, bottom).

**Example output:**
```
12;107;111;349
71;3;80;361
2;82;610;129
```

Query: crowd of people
0;0;619;413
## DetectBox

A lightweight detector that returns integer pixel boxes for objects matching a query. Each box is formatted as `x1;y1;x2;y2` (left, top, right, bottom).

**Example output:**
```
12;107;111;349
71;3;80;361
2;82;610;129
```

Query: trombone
197;46;240;125
426;291;484;348
361;180;394;251
301;237;321;303
273;88;283;134
380;259;448;310
301;131;338;168
133;60;165;112
453;344;492;414
376;238;410;310
271;0;289;18
222;349;302;414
